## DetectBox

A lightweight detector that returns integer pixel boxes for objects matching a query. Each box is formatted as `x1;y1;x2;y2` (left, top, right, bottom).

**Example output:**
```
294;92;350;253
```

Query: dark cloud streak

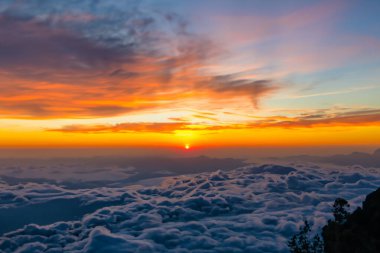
47;110;380;134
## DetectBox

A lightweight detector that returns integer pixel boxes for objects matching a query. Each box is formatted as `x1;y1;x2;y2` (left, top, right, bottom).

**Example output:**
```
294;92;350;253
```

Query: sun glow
185;144;190;150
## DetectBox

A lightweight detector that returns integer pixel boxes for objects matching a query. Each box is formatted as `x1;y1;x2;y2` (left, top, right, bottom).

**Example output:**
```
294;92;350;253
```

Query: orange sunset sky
0;0;380;151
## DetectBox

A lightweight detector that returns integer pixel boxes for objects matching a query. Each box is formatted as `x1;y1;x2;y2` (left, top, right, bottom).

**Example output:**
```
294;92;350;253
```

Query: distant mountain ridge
279;148;380;168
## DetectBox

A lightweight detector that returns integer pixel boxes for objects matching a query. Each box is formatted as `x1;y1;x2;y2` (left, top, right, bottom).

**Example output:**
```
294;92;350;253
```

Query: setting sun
185;144;190;150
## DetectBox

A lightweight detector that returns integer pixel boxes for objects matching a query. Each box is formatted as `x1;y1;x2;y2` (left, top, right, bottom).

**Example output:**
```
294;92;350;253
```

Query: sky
0;0;380;151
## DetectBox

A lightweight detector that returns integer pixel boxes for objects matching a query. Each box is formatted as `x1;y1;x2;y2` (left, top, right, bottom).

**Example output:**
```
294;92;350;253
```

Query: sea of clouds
1;162;380;252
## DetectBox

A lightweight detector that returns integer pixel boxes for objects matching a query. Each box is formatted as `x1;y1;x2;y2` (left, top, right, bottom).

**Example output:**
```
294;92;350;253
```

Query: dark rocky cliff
323;188;380;253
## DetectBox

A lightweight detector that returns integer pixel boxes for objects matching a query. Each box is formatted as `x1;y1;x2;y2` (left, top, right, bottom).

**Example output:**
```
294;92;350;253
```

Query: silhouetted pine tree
288;220;324;253
331;198;350;225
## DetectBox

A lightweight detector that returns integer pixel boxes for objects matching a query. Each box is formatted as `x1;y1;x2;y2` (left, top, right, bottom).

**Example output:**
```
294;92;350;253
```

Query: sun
185;144;190;150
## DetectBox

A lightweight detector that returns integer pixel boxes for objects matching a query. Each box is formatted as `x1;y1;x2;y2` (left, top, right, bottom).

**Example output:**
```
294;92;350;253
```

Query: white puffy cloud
1;164;380;252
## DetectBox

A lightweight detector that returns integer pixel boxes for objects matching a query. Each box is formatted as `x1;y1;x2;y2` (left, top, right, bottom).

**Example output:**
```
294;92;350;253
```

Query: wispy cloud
288;86;378;99
48;109;380;134
47;122;189;134
254;110;380;128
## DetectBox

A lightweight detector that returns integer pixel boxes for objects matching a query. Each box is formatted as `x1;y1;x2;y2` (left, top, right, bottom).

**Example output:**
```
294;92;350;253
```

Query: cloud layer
1;163;380;252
